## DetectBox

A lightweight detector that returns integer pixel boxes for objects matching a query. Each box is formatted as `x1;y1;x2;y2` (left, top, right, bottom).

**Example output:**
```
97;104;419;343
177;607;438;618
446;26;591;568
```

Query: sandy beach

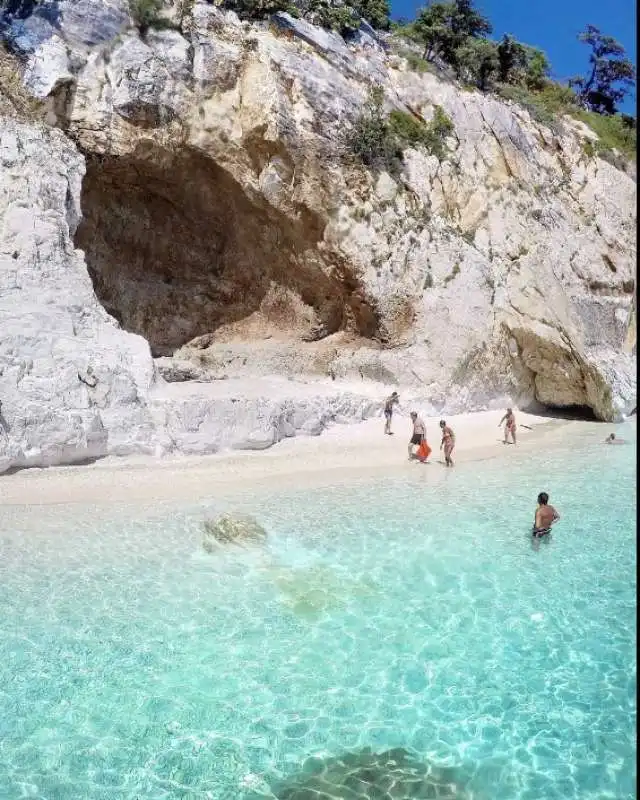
0;408;620;507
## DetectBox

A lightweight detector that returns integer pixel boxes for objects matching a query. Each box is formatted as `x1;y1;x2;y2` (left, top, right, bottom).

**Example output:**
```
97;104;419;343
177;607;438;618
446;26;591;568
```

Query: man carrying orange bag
417;439;432;462
408;412;430;462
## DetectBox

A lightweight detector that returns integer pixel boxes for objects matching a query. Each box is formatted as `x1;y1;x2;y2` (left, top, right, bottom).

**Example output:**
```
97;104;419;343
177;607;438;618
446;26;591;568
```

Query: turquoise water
0;427;636;799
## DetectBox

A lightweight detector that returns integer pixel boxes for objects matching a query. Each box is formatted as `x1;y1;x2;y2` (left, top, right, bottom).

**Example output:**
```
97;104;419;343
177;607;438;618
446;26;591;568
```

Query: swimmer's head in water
608;433;616;441
537;492;549;505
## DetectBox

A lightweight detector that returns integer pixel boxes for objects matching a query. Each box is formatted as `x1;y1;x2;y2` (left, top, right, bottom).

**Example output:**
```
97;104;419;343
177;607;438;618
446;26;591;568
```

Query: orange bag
417;441;431;461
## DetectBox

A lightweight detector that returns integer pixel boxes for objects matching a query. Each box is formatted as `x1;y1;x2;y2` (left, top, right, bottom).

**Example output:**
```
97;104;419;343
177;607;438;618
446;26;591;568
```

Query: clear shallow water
0;429;636;799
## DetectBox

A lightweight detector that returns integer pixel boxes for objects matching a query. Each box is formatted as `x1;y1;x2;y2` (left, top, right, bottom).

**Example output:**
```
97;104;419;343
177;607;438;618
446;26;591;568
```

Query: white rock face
59;3;636;418
151;378;384;455
0;119;157;472
0;1;636;473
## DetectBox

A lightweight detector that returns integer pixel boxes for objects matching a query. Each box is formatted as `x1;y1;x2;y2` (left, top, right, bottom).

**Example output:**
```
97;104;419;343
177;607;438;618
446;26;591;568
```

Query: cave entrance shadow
75;146;380;355
521;403;601;422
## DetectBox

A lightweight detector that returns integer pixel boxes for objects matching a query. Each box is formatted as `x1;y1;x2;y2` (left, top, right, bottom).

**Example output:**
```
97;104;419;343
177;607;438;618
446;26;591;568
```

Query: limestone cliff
0;0;636;471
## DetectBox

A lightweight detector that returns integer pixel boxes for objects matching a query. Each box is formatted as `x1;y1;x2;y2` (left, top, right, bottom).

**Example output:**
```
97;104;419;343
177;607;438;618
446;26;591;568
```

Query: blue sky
390;0;637;113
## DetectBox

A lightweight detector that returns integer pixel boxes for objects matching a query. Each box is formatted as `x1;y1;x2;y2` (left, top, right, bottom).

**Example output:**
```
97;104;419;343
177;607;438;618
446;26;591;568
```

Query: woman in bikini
383;391;399;435
439;420;455;467
499;408;516;445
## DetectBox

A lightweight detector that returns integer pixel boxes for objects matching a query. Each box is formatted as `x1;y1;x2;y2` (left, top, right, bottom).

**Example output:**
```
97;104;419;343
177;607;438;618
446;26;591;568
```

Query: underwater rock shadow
268;565;379;621
254;747;471;800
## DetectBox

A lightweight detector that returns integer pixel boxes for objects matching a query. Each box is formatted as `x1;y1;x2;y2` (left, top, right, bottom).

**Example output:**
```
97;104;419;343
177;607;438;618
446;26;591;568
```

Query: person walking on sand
532;492;560;538
439;420;455;467
408;412;426;460
499;407;516;445
383;391;399;435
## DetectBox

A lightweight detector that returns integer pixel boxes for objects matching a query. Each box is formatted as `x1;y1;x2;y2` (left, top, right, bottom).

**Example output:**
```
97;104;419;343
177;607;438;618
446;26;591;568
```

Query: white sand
0;408;608;507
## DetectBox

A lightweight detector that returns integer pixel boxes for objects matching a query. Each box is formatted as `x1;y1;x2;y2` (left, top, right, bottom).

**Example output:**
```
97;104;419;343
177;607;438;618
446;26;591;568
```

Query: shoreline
0;408;625;508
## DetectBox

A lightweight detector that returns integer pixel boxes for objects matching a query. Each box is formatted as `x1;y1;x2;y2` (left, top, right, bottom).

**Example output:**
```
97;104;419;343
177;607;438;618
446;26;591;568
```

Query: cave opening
74;146;379;356
525;402;601;421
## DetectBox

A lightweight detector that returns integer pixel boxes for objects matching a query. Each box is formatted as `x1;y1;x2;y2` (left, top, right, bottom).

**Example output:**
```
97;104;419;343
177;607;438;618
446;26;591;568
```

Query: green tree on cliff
412;0;491;66
496;34;549;90
455;37;498;90
353;0;390;30
570;25;635;115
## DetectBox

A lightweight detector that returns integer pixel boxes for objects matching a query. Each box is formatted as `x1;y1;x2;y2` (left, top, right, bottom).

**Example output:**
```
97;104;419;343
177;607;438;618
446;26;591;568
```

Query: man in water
499;407;516;444
408;411;426;460
605;433;625;444
383;391;399;435
439;419;455;467
532;492;560;538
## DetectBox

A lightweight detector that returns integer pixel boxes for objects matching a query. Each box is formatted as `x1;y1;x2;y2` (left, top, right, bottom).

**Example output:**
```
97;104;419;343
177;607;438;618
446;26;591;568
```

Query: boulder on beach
202;513;268;551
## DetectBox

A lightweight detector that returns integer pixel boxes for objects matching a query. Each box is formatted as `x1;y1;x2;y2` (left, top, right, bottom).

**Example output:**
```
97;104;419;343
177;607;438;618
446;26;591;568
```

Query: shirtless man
532;492;560;538
605;433;625;444
499;408;516;444
383;391;399;435
408;412;426;460
439;420;455;467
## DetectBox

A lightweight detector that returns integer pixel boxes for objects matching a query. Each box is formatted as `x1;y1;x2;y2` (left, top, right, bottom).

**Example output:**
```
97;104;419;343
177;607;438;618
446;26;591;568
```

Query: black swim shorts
532;527;551;538
410;433;423;445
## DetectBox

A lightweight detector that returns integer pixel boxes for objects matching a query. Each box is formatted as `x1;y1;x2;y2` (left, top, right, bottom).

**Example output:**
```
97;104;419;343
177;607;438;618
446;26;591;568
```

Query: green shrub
403;50;431;73
389;19;417;36
573;109;636;162
352;0;390;30
388;109;428;145
348;86;402;171
430;105;455;138
232;0;288;20
389;106;454;161
496;79;635;164
349;88;455;172
325;5;359;34
304;0;359;34
423;105;455;159
392;41;444;74
455;37;499;91
496;82;577;129
128;0;166;36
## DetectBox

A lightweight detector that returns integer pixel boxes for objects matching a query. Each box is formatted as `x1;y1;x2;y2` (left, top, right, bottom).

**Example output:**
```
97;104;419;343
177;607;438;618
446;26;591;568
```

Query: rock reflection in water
265;747;468;799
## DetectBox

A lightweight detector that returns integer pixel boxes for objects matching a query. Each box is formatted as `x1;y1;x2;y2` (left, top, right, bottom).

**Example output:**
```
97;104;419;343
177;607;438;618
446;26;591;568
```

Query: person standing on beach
383;391;399;435
439;420;455;467
408;412;426;460
499;408;516;444
532;492;560;538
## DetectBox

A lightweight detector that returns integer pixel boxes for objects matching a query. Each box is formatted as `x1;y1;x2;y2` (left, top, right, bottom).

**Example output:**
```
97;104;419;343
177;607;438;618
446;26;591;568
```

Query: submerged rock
265;747;469;799
202;513;268;550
